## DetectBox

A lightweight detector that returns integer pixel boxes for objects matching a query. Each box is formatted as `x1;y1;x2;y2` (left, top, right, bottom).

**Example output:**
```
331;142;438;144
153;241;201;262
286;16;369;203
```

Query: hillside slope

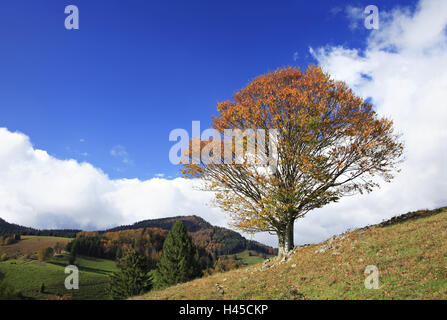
0;218;36;235
0;254;117;299
134;207;447;300
0;235;71;257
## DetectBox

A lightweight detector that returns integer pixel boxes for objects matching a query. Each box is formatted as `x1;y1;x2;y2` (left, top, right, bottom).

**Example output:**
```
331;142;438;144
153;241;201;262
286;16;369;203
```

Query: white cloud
345;5;364;30
110;145;133;165
329;6;343;17
1;0;446;249
293;52;299;61
301;0;447;244
0;128;225;233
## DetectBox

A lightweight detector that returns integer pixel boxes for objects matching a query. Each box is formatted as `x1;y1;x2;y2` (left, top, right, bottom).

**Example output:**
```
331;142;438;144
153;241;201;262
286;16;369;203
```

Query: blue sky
2;0;446;247
0;0;412;181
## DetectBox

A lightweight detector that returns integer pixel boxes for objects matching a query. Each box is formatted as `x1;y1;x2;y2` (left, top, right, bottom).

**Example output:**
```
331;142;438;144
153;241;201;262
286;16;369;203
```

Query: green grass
134;207;447;300
223;250;273;266
0;254;118;300
0;235;72;258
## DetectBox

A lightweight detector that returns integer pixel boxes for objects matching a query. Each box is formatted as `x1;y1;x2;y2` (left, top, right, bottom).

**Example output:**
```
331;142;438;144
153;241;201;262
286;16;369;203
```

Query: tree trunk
277;220;294;257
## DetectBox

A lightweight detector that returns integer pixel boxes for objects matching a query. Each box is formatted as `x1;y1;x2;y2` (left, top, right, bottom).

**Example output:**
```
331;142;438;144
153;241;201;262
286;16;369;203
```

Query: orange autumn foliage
182;65;404;256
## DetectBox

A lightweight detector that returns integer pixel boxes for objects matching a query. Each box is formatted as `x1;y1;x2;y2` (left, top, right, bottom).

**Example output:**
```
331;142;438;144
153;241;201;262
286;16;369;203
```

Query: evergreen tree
69;241;78;265
156;221;202;288
108;248;153;299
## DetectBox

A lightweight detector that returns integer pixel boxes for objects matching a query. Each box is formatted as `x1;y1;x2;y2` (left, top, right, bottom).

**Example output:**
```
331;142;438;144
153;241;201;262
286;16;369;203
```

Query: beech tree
37;247;54;262
182;66;403;256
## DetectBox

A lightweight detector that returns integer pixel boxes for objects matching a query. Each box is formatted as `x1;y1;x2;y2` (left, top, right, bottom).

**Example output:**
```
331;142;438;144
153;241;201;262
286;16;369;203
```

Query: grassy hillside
224;250;269;266
0;235;71;258
134;207;447;300
0;235;270;300
0;234;117;299
0;254;117;299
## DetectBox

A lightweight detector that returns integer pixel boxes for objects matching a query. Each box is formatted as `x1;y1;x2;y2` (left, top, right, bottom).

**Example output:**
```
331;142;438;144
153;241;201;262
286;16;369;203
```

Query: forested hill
104;215;276;256
105;215;212;233
0;215;277;256
0;218;79;238
0;217;33;234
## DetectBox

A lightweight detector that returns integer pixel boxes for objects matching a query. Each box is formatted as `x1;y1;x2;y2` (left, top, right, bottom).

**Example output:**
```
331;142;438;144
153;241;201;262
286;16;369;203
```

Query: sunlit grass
134;208;447;300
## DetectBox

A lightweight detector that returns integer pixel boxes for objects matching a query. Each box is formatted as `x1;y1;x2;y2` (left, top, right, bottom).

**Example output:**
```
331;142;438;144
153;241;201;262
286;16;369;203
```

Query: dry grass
0;235;72;258
133;208;447;300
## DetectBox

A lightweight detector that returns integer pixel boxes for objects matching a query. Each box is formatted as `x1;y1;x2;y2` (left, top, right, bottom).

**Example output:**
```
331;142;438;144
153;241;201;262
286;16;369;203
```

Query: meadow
3;208;447;300
0;235;71;258
0;233;269;299
134;208;447;300
223;250;270;266
0;250;117;299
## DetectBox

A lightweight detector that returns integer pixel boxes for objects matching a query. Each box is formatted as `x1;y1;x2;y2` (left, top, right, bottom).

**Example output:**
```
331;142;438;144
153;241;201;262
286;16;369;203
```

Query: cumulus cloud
298;0;447;244
0;128;225;233
345;5;365;30
331;5;379;31
1;0;446;248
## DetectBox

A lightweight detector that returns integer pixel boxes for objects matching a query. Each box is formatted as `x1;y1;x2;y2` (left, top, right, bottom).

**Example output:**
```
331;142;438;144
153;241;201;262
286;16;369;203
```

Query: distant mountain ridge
104;215;276;256
0;215;277;256
0;217;81;238
0;217;33;233
105;215;213;233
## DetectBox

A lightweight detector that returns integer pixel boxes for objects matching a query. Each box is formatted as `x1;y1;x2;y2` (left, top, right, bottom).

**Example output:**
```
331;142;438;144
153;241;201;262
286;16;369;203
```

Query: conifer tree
108;248;153;299
156;221;202;288
69;241;78;265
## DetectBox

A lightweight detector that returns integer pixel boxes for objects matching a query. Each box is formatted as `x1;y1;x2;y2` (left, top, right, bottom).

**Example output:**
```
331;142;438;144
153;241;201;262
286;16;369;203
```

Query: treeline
108;221;204;299
0;229;78;239
66;227;214;271
65;225;274;275
66;228;167;267
1;215;277;256
104;215;277;256
0;233;21;246
191;227;277;256
0;218;79;238
106;215;212;233
30;229;80;238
